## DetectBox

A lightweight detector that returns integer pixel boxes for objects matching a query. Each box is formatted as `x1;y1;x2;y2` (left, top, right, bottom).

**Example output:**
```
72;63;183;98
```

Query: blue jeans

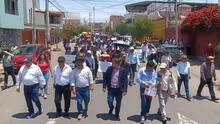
76;87;90;114
140;87;152;116
107;88;122;116
24;83;42;114
43;72;49;94
178;74;190;97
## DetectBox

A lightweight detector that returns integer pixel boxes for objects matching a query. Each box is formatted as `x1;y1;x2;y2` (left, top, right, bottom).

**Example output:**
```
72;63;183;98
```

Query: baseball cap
58;56;65;62
130;47;134;50
87;50;92;54
24;56;32;62
207;56;214;62
159;63;167;69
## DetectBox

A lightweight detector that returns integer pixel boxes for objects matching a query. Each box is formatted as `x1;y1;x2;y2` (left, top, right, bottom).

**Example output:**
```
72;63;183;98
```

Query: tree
115;23;131;35
130;17;156;40
181;6;220;32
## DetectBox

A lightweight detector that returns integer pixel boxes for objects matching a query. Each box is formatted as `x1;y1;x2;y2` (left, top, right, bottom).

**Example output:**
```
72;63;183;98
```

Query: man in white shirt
161;52;172;68
141;42;148;63
176;55;191;101
72;56;94;120
16;56;46;119
53;56;73;118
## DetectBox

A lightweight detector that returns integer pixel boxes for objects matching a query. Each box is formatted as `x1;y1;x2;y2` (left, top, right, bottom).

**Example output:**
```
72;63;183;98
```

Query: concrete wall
35;12;45;26
0;0;24;29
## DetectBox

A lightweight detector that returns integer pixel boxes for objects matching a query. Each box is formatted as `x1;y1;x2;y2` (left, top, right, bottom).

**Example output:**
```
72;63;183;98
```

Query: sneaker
26;113;35;119
177;93;182;97
140;116;145;124
114;114;120;121
196;94;202;97
77;114;83;120
56;112;62;118
44;94;47;99
211;98;219;103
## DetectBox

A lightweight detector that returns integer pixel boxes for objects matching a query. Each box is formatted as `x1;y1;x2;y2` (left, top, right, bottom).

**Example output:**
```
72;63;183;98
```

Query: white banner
98;61;112;72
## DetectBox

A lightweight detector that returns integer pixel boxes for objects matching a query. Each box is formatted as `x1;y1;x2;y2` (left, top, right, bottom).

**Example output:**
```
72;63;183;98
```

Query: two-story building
0;0;24;49
22;0;64;45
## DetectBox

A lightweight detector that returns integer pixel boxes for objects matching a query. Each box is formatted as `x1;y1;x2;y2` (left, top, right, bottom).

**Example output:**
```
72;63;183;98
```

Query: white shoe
44;94;47;99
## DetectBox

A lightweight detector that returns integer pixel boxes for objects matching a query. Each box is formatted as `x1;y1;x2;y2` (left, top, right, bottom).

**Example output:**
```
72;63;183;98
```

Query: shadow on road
96;113;120;121
127;114;162;123
95;80;103;84
12;112;29;119
47;112;78;119
1;85;14;91
192;95;210;101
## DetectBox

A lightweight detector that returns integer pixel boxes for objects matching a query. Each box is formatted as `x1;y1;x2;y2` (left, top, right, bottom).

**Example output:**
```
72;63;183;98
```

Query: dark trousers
140;87;152;116
24;83;42;114
76;86;90;114
4;66;16;85
197;78;216;99
107;88;122;116
130;64;137;82
54;85;71;114
178;74;190;97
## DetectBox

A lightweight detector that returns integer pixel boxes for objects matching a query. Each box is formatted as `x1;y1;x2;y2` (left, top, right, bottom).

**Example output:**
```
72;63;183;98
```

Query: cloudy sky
40;0;219;23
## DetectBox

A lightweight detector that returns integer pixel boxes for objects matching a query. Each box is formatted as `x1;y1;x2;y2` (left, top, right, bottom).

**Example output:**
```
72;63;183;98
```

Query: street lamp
175;0;178;43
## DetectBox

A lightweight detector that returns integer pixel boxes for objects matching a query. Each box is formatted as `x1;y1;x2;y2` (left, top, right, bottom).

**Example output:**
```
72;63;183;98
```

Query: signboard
98;61;112;72
64;55;76;68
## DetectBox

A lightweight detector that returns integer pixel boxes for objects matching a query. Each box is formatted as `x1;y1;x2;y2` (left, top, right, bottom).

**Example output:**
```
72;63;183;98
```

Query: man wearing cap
71;56;94;120
157;63;177;123
72;46;79;56
53;56;73;118
176;55;191;101
196;56;219;103
16;56;46;119
84;50;96;79
128;46;140;86
137;61;157;123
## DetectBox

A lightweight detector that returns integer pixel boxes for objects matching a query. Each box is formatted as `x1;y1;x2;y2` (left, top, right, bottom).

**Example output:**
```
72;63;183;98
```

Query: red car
13;44;51;74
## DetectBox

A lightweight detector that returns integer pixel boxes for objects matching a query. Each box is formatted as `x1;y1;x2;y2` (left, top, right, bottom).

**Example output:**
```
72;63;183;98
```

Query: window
4;0;18;15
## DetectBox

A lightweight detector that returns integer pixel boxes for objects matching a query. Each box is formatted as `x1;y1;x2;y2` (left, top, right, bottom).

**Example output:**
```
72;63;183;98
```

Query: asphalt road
1;44;220;124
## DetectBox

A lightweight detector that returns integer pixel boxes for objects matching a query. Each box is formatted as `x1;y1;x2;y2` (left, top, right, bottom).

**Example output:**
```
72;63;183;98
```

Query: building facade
109;15;124;29
0;0;24;49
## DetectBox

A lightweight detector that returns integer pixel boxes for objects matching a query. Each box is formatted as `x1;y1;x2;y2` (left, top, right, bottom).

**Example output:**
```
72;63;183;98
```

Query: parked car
12;44;51;74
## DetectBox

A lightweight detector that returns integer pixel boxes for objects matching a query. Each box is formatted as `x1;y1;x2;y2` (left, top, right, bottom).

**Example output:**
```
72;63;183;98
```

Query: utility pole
45;0;50;47
93;7;95;32
175;0;178;42
89;12;92;30
32;0;36;44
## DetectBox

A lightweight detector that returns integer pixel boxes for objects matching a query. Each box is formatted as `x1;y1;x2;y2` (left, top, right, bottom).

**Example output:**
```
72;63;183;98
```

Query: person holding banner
137;61;157;124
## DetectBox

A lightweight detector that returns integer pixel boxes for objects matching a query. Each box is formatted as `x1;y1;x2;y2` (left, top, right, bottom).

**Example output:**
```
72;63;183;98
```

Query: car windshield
13;46;36;55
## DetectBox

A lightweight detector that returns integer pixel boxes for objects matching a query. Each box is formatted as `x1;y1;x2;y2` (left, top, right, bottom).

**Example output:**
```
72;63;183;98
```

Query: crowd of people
1;33;219;124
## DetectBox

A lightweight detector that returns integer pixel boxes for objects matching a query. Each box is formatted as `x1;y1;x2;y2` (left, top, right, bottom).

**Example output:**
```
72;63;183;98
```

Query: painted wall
0;0;24;29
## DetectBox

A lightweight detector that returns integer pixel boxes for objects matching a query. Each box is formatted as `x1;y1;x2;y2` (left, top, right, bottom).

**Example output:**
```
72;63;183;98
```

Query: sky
39;0;219;23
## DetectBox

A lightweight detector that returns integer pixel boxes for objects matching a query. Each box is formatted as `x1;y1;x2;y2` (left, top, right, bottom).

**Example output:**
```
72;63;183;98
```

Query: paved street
1;45;220;124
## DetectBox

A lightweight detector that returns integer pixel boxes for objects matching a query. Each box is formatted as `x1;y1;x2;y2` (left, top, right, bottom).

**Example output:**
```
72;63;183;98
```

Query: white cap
130;47;134;50
87;50;92;54
159;63;167;69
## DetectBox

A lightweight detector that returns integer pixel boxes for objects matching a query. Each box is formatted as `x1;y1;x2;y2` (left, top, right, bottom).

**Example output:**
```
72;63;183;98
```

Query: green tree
131;17;156;40
115;23;131;35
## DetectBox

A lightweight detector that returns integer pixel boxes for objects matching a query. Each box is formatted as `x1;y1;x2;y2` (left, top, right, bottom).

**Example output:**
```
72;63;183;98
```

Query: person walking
37;54;52;99
2;49;16;89
128;47;140;86
141;42;148;63
16;56;45;119
103;57;128;120
71;56;94;120
196;56;219;103
137;61;157;124
53;56;73;118
157;63;177;123
84;50;96;79
161;52;172;68
176;55;191;101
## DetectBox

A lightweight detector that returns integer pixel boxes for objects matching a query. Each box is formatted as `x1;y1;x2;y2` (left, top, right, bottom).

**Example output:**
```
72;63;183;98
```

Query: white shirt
176;61;190;76
17;64;46;88
72;65;93;88
141;44;148;52
53;64;73;86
